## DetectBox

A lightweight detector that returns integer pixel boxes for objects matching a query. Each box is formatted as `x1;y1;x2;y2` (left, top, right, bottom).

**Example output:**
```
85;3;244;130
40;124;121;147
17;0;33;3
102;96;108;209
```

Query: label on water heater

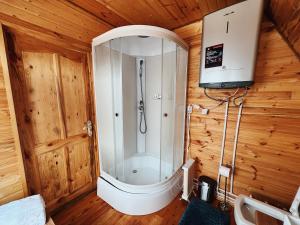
205;44;223;68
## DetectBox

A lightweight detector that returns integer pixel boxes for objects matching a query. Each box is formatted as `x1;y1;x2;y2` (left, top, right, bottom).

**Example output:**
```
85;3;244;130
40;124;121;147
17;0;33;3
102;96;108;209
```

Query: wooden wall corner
0;23;28;200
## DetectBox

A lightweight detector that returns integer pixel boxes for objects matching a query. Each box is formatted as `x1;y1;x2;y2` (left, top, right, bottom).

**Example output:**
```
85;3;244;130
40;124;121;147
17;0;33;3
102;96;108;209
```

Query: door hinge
83;120;93;137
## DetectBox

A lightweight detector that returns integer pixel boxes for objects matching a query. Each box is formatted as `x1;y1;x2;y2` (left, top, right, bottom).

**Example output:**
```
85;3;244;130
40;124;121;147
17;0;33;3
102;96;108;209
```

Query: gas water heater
199;0;263;89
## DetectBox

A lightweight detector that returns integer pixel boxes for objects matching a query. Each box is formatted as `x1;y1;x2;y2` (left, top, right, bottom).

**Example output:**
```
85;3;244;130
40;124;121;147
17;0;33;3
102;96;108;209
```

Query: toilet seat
234;195;300;225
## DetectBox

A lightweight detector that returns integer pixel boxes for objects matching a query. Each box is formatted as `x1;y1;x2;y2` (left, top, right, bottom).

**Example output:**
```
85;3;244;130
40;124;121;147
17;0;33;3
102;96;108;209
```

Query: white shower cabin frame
92;25;189;215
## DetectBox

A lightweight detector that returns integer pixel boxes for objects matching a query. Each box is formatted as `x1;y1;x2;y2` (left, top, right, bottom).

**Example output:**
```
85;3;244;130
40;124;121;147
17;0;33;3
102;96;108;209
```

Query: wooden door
3;27;96;211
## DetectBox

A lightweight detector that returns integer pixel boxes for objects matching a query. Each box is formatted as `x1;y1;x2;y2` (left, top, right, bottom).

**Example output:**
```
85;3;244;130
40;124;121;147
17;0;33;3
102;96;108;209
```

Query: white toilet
234;188;300;225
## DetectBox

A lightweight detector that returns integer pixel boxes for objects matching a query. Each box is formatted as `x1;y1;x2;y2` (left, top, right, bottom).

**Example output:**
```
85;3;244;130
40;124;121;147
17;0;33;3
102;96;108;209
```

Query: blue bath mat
179;199;230;225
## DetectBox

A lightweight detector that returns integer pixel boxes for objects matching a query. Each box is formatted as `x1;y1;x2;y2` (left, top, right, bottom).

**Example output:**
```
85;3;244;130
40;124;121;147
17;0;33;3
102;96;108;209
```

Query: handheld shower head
139;60;144;77
138;59;147;134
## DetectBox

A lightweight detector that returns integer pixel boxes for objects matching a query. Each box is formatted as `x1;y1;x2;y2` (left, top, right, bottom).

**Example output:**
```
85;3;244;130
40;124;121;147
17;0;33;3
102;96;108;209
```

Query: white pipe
217;100;229;192
230;103;244;193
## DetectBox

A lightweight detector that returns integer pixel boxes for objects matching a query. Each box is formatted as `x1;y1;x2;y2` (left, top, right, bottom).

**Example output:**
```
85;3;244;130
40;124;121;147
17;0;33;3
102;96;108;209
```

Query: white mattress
0;195;46;225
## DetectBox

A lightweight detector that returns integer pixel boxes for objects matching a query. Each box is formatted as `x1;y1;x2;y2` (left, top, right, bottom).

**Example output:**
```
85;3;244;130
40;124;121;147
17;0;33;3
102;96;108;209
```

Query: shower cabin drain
132;169;138;174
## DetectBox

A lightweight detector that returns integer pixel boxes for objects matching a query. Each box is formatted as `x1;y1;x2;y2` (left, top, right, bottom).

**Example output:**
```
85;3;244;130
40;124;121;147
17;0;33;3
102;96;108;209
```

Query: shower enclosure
92;26;188;215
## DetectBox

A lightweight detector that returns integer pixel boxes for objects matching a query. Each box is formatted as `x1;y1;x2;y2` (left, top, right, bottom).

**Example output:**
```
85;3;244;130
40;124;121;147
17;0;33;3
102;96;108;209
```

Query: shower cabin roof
92;25;189;57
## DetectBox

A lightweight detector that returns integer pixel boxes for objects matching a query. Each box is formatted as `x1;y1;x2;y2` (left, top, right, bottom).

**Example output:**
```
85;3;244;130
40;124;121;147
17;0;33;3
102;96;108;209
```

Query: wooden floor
52;191;236;225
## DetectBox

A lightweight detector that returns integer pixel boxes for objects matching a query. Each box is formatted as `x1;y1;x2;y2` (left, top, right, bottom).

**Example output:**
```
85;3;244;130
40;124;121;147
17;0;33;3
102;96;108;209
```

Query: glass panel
160;39;177;181
120;36;163;185
144;37;162;158
173;46;188;171
94;43;116;177
137;56;146;155
121;42;138;182
110;38;124;181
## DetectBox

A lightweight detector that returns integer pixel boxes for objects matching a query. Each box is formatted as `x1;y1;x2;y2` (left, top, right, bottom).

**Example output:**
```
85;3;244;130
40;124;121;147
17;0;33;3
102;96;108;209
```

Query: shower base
125;166;159;185
97;154;183;215
116;154;172;185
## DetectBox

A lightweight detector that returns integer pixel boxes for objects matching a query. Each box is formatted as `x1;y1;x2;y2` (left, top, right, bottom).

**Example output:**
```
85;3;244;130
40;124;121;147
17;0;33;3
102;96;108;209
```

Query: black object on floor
179;199;230;225
198;176;217;202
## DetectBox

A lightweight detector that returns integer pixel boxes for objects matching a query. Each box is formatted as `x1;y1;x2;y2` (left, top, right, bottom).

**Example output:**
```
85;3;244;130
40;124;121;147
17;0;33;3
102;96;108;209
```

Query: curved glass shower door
160;39;176;181
94;35;187;186
160;40;188;181
110;38;124;181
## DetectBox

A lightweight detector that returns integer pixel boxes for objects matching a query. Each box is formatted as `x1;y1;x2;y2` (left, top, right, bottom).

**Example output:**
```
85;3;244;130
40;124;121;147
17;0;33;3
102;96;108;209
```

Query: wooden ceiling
68;0;241;29
68;0;300;57
0;0;299;56
266;0;300;58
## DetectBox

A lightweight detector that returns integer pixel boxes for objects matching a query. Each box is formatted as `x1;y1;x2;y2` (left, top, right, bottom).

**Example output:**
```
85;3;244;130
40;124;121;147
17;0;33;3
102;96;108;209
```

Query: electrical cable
204;88;240;103
197;101;225;111
233;87;248;106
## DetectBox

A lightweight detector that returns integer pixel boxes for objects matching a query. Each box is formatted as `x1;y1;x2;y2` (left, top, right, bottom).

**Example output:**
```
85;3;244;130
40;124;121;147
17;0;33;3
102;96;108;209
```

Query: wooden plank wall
175;18;300;206
0;25;27;204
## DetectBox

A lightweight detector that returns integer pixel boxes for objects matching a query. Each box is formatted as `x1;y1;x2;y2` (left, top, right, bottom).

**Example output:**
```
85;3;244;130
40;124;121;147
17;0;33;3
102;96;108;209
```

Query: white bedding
0;195;46;225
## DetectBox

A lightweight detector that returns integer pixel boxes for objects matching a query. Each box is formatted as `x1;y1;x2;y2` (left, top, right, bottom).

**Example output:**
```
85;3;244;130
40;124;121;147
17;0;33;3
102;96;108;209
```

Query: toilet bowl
234;195;300;225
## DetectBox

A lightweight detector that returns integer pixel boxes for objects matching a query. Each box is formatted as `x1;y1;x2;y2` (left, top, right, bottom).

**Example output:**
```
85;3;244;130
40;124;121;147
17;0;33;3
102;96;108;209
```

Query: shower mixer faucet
153;94;162;100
